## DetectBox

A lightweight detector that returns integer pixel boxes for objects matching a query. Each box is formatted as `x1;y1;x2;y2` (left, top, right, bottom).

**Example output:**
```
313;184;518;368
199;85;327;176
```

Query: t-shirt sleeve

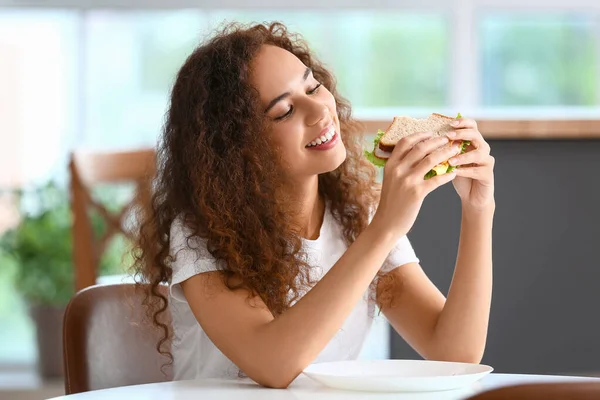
168;216;222;302
380;235;420;274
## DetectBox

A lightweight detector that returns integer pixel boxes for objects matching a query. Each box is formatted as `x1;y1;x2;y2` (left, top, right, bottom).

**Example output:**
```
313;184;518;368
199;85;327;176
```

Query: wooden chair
467;381;600;399
69;149;156;291
63;283;172;394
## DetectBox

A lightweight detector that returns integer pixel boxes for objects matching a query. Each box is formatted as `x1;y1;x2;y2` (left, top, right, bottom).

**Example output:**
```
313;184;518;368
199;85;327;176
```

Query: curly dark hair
132;21;384;367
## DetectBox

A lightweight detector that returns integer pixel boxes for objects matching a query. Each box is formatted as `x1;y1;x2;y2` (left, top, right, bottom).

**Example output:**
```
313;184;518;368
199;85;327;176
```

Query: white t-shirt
168;205;419;381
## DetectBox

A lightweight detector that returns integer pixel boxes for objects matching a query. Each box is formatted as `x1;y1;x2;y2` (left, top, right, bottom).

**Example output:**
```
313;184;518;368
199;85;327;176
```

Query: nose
304;97;329;127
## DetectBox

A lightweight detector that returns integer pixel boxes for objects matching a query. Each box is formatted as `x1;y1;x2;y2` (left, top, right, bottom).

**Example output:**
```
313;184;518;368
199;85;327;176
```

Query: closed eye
274;83;323;121
275;106;293;121
307;83;322;95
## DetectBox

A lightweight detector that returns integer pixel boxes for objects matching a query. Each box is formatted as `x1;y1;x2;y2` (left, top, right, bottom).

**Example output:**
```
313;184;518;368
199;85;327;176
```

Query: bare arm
181;221;397;388
379;204;494;363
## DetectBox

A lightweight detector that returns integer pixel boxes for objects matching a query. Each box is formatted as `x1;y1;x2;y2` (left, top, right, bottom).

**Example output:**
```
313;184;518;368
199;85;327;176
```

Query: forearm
432;204;494;362
254;221;398;385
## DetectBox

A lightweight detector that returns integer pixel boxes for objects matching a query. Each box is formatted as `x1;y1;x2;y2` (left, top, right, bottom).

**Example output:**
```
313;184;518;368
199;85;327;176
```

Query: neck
287;175;324;240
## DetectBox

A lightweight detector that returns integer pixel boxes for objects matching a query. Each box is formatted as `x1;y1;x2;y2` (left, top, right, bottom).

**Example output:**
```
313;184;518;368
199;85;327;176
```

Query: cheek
268;124;303;153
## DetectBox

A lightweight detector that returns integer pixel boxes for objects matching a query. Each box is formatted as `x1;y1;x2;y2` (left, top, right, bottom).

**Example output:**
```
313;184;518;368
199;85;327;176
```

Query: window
0;10;78;365
481;14;599;106
83;11;204;149
0;10;78;184
210;11;449;108
83;10;448;149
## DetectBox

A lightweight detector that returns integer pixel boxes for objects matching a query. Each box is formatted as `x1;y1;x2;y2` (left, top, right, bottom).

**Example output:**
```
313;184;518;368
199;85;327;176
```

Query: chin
319;146;347;174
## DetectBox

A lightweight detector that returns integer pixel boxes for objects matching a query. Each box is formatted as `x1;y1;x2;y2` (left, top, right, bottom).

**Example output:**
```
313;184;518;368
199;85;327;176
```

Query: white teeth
306;127;336;148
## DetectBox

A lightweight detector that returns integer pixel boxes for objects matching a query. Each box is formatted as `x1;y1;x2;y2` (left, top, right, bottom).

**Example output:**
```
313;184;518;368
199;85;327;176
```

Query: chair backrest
63;283;172;394
467;381;600;399
69;148;155;291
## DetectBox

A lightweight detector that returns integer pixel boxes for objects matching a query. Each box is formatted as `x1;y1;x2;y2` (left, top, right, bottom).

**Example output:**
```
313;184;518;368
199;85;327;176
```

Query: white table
49;373;600;400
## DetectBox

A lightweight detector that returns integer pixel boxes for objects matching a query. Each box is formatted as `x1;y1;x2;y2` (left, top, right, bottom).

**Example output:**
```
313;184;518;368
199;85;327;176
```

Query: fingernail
447;131;456;138
450;120;460;127
449;158;457;166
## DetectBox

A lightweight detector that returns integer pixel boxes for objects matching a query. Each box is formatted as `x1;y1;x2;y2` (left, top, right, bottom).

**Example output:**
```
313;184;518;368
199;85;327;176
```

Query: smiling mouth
305;125;336;148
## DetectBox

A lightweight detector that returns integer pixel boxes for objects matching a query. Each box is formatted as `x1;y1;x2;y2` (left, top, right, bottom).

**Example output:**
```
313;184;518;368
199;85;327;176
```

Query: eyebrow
264;67;312;114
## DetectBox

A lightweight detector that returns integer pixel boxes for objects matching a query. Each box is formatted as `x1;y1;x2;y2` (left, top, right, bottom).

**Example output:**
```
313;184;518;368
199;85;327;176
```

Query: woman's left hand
446;118;495;211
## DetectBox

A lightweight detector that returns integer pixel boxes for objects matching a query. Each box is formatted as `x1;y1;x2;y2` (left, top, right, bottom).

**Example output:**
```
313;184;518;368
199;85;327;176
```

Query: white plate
302;359;493;393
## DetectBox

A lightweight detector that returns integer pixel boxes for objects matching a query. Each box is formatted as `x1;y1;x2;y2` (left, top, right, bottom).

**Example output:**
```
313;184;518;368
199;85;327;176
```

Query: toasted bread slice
378;113;455;153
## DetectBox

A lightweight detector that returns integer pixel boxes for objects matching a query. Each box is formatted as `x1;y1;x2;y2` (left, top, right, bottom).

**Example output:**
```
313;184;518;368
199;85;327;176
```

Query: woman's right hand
372;132;460;239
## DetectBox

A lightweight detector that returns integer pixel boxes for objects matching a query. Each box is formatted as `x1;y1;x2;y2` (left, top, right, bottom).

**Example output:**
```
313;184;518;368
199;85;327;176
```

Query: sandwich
364;113;470;179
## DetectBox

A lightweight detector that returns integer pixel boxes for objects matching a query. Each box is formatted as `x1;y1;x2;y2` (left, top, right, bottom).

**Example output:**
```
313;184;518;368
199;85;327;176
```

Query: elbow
452;352;484;364
427;334;486;364
428;353;483;365
255;374;297;389
241;347;308;388
460;344;486;364
260;379;293;390
251;367;302;389
427;347;485;365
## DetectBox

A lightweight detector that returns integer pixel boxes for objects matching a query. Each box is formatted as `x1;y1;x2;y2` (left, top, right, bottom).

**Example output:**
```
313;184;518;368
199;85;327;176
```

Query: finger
389;132;435;161
446;128;489;151
448;149;491;167
403;136;451;165
423;170;456;193
454;166;494;183
415;143;461;175
450;117;478;130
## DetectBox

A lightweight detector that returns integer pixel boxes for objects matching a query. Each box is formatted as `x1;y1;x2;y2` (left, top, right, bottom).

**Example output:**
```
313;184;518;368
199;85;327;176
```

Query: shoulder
169;214;223;301
170;214;221;261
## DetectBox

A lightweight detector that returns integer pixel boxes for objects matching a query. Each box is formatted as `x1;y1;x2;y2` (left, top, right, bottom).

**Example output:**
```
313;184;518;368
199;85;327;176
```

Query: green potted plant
0;181;129;378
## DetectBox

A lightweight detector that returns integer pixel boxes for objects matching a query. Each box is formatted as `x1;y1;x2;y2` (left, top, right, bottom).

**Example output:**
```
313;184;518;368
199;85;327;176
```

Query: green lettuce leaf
364;149;387;168
424;169;438;180
364;129;388;168
374;129;386;145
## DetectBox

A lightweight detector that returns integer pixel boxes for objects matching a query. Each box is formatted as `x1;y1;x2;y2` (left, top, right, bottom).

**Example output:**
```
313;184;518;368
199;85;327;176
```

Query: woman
134;22;495;388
